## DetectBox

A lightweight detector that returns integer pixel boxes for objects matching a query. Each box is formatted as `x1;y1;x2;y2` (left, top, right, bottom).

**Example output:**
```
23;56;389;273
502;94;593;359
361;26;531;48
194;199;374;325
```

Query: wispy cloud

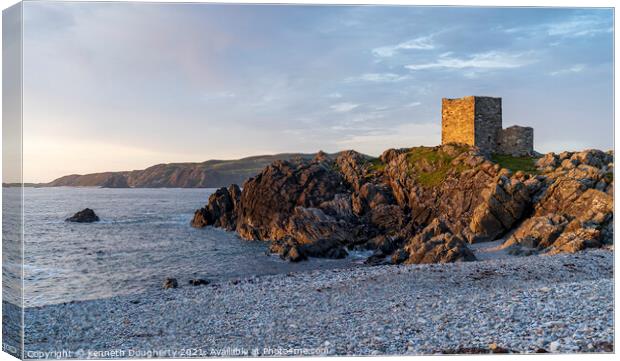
405;51;536;71
336;122;441;155
327;92;343;98
372;35;435;57
503;15;612;38
550;64;585;76
406;101;421;107
330;102;360;113
201;91;236;101
345;72;409;82
546;15;612;37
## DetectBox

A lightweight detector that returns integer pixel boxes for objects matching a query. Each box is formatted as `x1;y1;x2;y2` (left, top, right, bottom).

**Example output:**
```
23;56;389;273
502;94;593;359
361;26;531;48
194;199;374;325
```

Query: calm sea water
3;187;366;307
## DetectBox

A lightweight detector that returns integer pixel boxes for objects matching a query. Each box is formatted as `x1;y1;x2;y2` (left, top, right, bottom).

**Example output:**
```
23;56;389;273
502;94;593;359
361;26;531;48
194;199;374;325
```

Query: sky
17;2;614;182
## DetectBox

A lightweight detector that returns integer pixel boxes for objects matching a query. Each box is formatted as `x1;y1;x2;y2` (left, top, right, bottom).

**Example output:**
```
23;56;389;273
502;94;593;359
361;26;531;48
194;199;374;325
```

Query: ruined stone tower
441;96;534;156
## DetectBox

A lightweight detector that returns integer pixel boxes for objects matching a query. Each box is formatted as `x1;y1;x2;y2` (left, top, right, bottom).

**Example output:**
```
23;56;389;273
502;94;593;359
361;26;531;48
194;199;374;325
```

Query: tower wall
499;126;534;156
441;96;475;146
473;97;503;153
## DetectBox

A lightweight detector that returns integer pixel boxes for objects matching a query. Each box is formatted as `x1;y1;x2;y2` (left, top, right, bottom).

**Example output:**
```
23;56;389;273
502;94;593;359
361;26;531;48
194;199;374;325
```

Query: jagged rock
352;183;394;215
502;215;568;249
467;176;530;243
65;208;100;223
188;279;210;286
570;149;613;168
193;144;613;261
269;236;346;261
191;185;240;230
564;189;613;226
546;228;602;255
282;207;354;245
313;150;329;163
162;278;178;289
236;159;348;242
383;146;499;234
504;188;612;253
334;150;370;191
357;235;402;255
394;219;476;264
534;178;587;217
368;204;405;234
536;153;559;169
319;193;354;220
300;238;349;259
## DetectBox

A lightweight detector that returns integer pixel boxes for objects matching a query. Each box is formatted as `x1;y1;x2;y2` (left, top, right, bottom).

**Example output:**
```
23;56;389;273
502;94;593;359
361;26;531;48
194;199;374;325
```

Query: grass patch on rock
367;158;386;173
406;146;466;187
491;154;539;174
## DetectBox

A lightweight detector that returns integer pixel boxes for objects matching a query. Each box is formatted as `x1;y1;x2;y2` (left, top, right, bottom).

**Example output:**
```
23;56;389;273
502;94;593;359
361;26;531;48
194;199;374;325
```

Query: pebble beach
22;249;613;357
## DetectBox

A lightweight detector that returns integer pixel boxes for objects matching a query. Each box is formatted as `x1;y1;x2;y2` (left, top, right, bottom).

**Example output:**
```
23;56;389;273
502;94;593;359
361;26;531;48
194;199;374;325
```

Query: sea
2;187;368;307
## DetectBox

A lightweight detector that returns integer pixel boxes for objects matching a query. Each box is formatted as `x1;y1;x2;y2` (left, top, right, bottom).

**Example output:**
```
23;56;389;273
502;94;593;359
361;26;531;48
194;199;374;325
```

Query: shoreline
22;249;613;356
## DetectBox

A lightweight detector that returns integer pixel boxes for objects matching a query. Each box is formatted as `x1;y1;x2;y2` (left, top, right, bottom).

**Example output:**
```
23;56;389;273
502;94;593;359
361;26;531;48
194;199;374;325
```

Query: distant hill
39;153;319;188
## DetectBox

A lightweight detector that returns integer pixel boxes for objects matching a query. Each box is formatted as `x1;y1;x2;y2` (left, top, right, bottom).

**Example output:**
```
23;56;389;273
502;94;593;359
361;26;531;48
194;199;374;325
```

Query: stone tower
441;96;502;154
441;95;534;156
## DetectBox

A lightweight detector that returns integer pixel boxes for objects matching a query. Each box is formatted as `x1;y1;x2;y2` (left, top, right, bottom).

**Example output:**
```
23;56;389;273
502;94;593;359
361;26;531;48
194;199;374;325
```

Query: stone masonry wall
442;95;533;156
441;97;475;146
499;125;534;156
473;97;503;154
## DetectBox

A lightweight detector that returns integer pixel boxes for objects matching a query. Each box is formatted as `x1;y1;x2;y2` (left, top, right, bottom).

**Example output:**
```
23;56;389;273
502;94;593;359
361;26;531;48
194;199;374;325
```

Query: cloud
405;51;536;71
503;15;612;38
327;92;343;98
330;102;360;112
372;35;435;57
336;122;441;155
546;15;612;37
345;73;409;82
201;91;236;100
549;64;585;76
406;102;421;107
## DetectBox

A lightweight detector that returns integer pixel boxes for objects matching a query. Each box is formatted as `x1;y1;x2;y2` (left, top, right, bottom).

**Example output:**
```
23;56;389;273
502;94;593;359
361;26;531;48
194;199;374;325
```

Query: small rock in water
65;208;100;223
188;279;210;286
162;278;178;289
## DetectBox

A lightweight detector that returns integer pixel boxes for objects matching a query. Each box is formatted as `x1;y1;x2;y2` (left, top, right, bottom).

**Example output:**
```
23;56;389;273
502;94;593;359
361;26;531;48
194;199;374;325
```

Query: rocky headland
39;153;319;188
192;144;613;264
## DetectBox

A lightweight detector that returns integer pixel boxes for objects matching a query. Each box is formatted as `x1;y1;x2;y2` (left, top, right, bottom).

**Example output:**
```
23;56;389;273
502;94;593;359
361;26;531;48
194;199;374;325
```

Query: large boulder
534;177;588;217
503;188;613;254
393;219;476;264
66;208;100;223
235;159;349;242
368;204;405;235
467;176;530;243
351;182;394;215
546;228;602;255
382;145;500;235
191;184;240;230
280;207;353;245
269;235;348;261
502;215;568;250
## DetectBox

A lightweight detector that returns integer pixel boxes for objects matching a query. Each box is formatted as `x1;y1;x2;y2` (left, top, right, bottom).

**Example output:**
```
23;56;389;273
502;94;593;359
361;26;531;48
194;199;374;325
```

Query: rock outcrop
191;185;241;230
504;150;613;255
65;208;100;223
191;145;613;263
393;219;476;264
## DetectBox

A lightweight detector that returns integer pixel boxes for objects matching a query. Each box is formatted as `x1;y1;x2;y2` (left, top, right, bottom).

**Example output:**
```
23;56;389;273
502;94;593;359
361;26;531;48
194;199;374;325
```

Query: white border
0;1;616;361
